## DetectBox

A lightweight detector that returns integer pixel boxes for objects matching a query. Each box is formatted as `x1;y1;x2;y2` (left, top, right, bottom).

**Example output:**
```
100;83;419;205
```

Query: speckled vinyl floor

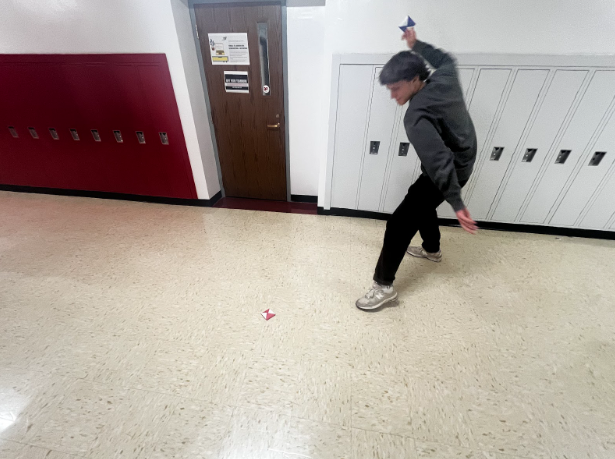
1;191;614;459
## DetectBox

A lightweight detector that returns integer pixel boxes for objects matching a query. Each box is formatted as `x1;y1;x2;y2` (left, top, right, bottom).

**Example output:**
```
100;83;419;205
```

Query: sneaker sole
355;292;398;311
407;250;442;263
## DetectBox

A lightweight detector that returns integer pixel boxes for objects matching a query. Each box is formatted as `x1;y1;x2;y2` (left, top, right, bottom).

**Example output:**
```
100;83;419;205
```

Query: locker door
437;68;511;218
330;65;373;209
491;70;588;223
467;70;548;220
521;71;615;224
357;67;399;211
458;67;475;99
580;170;615;229
550;109;615;227
381;103;421;213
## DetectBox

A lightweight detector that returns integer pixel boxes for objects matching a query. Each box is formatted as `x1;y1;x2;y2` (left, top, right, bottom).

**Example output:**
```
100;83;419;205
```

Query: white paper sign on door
224;71;249;93
208;33;250;65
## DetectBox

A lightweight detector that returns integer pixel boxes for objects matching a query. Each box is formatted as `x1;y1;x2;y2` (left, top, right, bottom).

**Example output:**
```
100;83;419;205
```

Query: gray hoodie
405;40;477;212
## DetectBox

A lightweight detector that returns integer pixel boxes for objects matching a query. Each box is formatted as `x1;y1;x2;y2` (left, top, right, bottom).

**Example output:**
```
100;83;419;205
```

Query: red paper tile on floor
261;309;276;321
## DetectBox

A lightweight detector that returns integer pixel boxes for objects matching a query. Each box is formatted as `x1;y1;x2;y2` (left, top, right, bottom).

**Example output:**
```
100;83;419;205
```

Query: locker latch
8;126;18;138
399;142;410;157
113;130;124;143
70;129;80;141
589;151;606;166
522;148;537;163
369;141;380;155
91;129;101;142
159;132;169;145
490;147;504;161
136;131;146;144
49;128;59;140
28;127;39;139
555;150;571;164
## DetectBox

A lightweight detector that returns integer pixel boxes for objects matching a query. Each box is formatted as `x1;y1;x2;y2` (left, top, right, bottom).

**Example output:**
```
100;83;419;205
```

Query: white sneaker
355;282;398;311
407;246;442;262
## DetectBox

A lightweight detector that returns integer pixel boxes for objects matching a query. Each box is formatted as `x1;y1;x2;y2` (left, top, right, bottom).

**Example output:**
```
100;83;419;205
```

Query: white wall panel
521;71;615;224
330;65;373;209
467;69;548;220
357;67;400;212
491;70;588;222
550;109;615;227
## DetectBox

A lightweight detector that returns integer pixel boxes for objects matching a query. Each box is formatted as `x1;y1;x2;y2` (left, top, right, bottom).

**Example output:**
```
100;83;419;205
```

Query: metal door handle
267;123;280;129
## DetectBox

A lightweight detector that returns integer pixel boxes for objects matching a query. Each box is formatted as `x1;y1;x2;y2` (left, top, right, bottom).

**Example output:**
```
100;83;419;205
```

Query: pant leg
418;203;445;254
418;178;469;253
373;175;444;286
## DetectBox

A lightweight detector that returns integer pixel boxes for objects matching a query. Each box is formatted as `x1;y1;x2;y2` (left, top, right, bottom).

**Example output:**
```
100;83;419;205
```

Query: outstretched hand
455;208;478;234
402;28;417;49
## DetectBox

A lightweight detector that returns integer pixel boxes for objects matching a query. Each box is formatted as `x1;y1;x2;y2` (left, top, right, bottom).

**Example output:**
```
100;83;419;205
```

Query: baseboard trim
291;194;318;203
317;206;615;240
0;184;222;208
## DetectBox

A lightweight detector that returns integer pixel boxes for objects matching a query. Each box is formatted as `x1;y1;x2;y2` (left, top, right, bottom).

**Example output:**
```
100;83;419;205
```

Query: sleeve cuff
449;197;465;213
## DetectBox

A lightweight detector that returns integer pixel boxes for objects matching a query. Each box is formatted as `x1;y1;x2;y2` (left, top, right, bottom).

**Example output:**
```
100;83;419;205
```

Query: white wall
0;0;219;199
286;6;327;197
285;0;615;205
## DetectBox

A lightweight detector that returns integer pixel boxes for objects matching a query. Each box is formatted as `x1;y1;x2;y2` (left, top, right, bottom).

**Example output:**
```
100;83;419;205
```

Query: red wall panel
0;54;197;199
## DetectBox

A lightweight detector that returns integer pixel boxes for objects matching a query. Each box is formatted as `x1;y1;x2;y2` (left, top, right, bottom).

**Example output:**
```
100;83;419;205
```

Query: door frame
188;0;291;201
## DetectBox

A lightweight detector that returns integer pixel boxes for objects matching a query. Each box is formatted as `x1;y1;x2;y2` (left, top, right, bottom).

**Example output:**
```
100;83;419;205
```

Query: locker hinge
195;26;199;39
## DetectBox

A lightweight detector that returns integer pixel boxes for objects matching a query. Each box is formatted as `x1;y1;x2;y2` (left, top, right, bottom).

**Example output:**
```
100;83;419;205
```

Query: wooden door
195;2;287;201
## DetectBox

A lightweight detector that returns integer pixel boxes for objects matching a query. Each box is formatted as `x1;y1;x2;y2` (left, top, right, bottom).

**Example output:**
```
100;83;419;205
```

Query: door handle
267;123;280;129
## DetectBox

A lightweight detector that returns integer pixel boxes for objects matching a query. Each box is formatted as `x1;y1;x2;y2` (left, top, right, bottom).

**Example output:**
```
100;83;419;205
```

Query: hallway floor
1;191;614;459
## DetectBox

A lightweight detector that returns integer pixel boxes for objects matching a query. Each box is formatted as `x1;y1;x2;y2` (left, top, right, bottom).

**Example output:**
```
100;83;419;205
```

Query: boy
356;28;478;311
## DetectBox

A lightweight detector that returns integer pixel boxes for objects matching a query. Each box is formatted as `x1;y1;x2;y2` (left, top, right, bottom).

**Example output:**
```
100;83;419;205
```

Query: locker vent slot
490;147;504;161
589;151;606;166
398;142;410;157
28;127;39;139
555;150;571;164
369;141;380;155
8;126;18;138
522;148;537;163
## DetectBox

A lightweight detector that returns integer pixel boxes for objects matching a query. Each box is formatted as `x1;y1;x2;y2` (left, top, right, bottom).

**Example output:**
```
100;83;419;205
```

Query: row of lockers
0;54;197;199
327;62;615;232
6;126;170;145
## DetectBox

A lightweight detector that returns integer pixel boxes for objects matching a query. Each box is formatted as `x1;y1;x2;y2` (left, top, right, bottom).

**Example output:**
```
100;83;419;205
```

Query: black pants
373;174;463;286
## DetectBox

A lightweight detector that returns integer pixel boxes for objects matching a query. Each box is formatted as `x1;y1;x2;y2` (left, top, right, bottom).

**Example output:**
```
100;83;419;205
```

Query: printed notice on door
208;33;250;65
224;71;249;94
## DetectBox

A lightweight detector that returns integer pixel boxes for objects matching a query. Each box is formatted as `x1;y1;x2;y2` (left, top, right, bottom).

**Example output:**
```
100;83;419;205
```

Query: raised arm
402;28;456;70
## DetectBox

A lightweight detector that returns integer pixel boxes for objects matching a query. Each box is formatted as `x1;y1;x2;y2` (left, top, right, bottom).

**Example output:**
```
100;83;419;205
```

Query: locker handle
490;147;504;161
555;150;571;164
522;148;537;163
589;151;606;166
399;142;410;157
370;141;380;155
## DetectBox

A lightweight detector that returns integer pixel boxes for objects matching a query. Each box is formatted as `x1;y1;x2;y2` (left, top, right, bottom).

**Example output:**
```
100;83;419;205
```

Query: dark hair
379;51;430;85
